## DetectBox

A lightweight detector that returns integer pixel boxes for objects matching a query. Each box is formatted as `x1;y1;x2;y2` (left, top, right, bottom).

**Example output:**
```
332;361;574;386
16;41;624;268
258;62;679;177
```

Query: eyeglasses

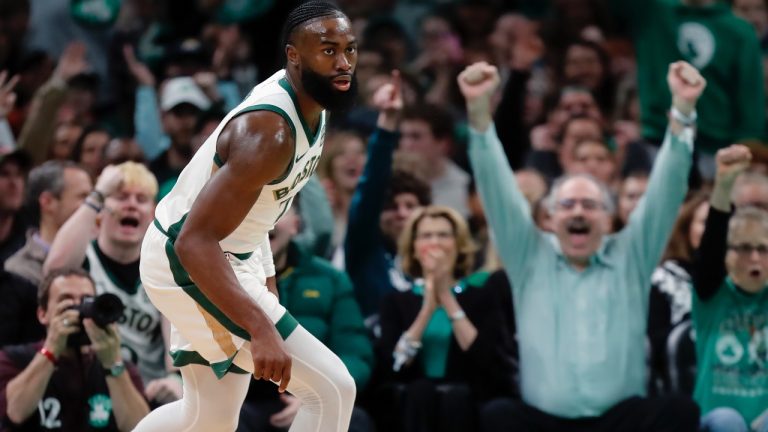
415;231;454;241
728;243;768;257
555;198;605;211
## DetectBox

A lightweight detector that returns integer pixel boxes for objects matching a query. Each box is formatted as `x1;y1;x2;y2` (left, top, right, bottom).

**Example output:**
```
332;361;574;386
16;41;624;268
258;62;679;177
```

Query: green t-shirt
411;272;489;378
693;277;768;423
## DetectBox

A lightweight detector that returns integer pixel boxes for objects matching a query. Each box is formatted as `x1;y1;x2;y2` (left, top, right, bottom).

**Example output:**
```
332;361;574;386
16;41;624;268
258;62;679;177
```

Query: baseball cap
160;77;211;112
0;149;33;172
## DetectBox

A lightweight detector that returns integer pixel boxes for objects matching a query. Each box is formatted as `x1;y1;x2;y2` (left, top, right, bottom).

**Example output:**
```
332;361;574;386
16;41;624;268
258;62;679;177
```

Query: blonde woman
375;206;516;432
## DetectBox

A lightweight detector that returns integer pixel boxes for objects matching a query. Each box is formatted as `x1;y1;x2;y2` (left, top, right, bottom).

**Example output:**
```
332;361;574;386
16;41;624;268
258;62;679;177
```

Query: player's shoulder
223;109;295;148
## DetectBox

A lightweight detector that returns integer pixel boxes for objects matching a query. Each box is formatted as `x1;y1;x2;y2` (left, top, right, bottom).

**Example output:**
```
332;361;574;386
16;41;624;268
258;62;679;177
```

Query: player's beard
301;66;358;113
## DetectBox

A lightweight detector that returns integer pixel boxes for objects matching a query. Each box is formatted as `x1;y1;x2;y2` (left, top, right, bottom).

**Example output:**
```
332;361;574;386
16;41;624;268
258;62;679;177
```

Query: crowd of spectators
1;0;768;430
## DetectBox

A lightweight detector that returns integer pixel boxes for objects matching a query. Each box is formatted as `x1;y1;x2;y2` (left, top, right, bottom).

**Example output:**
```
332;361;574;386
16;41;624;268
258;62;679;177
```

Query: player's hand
250;331;292;393
715;144;752;187
269;393;301;428
374;70;403;132
667;61;706;114
145;375;183;404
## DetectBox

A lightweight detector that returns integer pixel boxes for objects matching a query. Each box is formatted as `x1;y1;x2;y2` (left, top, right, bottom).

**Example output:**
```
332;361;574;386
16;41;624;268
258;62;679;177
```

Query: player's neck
284;70;324;132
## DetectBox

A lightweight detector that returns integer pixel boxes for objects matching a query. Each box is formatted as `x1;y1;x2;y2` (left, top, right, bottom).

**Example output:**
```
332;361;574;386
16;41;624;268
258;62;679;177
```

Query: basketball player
134;2;358;431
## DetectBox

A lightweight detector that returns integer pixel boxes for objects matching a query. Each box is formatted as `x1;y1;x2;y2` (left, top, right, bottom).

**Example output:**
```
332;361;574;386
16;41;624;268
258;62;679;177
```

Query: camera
67;293;125;347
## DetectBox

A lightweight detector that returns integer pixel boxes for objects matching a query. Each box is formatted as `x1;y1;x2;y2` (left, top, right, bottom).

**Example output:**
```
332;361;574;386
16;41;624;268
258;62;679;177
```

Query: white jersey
85;243;164;384
154;69;327;255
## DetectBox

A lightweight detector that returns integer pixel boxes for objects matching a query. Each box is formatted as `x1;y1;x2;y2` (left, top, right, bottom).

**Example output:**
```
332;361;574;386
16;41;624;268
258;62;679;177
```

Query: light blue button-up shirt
469;124;692;418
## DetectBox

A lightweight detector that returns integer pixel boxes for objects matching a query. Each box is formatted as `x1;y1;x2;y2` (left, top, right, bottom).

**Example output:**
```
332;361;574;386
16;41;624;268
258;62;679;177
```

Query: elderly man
460;60;704;431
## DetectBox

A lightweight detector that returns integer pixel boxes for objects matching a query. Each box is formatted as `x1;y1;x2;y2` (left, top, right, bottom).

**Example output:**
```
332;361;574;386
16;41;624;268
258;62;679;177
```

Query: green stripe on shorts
171;350;249;378
163;237;252;341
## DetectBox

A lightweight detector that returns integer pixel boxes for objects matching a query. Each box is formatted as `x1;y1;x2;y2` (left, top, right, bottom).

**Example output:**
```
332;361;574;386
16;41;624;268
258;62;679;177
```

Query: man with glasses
460;60;703;431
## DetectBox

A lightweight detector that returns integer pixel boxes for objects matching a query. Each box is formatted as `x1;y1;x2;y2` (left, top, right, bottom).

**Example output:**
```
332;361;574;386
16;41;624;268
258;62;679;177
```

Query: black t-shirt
89;242;140;293
0;271;44;348
0;342;144;432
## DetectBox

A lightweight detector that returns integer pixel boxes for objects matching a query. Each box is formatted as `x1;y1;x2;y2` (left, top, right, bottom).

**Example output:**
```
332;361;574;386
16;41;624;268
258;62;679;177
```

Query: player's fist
667;61;706;105
457;62;500;103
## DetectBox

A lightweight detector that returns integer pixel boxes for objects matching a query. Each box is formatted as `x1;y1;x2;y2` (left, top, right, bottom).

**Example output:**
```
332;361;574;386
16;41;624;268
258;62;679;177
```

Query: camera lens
92;293;124;328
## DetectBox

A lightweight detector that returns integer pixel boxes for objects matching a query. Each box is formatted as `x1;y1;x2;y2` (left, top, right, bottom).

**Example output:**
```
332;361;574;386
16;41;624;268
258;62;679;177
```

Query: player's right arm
173;110;294;391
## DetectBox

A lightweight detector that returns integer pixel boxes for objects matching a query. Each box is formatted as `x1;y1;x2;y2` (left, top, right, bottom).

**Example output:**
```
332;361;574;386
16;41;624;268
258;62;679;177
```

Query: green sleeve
468;124;544;285
327;271;374;390
621;128;692;282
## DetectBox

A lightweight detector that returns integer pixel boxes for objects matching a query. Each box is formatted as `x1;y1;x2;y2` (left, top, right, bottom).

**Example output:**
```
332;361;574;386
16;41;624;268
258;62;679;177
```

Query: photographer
0;268;149;431
43;162;180;404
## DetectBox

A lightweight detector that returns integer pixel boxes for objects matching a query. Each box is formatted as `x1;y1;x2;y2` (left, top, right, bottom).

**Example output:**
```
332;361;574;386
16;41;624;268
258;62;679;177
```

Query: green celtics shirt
693;277;768;423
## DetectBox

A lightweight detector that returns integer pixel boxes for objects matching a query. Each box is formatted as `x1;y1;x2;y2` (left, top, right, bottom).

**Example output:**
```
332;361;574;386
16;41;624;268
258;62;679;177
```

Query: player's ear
286;44;300;67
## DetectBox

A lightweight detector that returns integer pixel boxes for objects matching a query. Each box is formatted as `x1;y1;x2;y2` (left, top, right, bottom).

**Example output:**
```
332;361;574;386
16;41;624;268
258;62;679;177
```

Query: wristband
83;200;102;213
671;107;697;127
449;310;467;322
39;347;58;365
89;189;106;204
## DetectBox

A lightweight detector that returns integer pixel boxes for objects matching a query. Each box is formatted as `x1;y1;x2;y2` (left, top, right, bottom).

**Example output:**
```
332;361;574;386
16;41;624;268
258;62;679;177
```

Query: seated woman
374;205;517;432
692;144;768;432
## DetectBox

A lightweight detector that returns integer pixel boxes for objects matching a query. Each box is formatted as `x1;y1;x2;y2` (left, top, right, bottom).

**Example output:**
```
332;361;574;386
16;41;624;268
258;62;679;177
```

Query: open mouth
565;219;591;247
332;76;352;91
750;269;763;279
566;219;591;235
120;216;140;228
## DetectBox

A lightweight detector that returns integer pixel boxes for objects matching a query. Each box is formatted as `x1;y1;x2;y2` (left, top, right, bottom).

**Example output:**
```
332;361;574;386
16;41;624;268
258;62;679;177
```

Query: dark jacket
376;271;518;401
0;271;44;348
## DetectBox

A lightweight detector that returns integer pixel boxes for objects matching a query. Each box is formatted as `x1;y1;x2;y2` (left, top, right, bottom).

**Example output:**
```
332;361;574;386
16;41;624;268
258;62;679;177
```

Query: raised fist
457;62;501;103
667;61;706;106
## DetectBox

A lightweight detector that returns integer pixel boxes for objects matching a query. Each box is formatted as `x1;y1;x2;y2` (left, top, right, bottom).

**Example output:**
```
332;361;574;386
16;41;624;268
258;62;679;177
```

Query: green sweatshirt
611;0;764;152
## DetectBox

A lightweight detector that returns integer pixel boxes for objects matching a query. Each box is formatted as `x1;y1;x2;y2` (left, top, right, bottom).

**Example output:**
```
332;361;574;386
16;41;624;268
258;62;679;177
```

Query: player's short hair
281;1;346;47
